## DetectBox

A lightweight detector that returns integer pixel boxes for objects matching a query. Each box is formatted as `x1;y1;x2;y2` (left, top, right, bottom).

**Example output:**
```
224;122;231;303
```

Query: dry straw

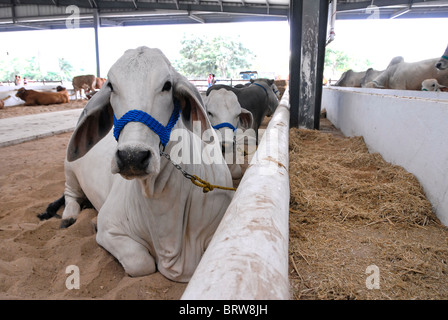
288;125;448;300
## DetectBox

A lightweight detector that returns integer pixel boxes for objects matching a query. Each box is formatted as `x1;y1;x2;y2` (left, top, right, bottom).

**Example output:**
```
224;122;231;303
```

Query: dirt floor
0;100;188;299
0;100;447;300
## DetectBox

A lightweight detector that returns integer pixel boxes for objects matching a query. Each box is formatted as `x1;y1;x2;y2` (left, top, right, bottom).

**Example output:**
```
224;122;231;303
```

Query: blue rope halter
252;82;268;96
113;99;181;148
212;122;237;132
442;55;448;61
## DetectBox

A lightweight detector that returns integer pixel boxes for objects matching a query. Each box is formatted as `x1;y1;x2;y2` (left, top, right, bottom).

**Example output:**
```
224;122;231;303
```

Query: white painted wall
323;86;448;226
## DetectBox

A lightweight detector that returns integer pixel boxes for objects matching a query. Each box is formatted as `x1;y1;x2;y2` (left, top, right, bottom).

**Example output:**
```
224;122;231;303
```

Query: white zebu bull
365;57;448;90
436;44;448;70
204;88;254;179
59;47;233;281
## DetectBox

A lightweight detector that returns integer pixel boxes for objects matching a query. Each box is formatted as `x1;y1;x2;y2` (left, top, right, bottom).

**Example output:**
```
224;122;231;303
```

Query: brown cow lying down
56;86;70;101
16;87;69;106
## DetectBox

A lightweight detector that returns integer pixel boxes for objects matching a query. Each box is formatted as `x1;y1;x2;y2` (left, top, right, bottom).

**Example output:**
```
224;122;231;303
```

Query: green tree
325;48;374;79
325;48;350;76
175;34;255;78
0;55;75;82
59;57;74;81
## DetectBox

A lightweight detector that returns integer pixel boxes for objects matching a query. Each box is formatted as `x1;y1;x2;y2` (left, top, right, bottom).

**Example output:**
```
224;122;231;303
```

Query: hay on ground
289;122;448;300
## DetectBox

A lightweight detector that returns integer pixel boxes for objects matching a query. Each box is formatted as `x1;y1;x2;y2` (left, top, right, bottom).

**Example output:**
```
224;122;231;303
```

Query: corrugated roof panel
0;0;446;32
0;7;11;19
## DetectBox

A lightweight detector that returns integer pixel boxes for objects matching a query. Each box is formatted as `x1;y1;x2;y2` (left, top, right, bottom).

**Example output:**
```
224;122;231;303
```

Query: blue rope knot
113;99;181;147
212;122;237;132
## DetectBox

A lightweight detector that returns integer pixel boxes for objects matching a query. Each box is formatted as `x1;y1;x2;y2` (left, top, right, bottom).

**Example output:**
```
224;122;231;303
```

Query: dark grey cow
206;79;279;140
234;78;281;101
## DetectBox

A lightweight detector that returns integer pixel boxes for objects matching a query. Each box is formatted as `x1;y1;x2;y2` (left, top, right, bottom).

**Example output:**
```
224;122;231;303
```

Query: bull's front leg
96;204;156;277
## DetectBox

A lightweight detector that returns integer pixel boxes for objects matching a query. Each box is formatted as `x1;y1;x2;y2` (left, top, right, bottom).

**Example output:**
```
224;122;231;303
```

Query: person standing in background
207;73;213;87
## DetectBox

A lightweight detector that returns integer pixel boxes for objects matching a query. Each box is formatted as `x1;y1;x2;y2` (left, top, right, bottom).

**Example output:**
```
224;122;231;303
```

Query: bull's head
204;88;253;153
67;47;211;180
436;57;448;71
15;87;27;99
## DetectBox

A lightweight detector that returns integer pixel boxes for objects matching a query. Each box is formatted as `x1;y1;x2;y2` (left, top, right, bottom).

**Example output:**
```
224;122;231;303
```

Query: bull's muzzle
114;147;153;178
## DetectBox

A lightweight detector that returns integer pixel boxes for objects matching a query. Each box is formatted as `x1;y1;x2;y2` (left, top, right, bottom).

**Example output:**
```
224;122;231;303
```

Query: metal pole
93;9;101;77
289;0;302;128
314;0;330;130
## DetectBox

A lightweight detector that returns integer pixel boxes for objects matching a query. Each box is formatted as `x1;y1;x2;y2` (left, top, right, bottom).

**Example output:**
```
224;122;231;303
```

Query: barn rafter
0;0;447;32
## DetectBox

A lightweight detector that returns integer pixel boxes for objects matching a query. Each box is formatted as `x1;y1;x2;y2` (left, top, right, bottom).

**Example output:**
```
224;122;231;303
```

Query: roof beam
337;0;427;12
188;11;204;23
390;0;413;18
0;1;289;16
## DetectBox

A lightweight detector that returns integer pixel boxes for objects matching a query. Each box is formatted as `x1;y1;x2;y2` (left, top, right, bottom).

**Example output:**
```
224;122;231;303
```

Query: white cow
421;78;448;92
436;44;448;70
365;57;448;90
60;47;233;282
334;69;366;87
204;88;254;179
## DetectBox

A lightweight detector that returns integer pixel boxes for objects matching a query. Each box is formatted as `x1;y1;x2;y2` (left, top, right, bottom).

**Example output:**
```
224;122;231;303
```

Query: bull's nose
116;149;151;176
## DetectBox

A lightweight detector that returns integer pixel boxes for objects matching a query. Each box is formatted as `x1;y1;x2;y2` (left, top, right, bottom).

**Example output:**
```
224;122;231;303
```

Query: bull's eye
207;111;213;117
107;82;114;92
162;81;172;92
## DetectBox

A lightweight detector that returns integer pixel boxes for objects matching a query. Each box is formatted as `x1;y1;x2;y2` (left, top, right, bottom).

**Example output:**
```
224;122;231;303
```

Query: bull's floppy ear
239;108;254;130
173;72;212;136
67;82;113;162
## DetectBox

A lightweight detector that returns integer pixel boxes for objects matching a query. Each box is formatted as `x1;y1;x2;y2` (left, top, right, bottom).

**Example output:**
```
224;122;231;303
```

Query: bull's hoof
60;218;76;229
37;211;59;220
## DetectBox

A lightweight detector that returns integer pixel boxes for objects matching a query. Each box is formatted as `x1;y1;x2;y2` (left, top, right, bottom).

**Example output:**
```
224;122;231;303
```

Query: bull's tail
37;194;65;220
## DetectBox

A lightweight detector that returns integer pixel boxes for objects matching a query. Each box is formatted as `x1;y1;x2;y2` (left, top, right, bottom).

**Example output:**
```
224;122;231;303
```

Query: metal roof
0;0;447;32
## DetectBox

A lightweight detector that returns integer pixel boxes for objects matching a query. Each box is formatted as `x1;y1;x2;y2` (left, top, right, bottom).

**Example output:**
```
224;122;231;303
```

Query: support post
289;0;329;129
93;9;101;77
314;0;330;130
289;0;302;128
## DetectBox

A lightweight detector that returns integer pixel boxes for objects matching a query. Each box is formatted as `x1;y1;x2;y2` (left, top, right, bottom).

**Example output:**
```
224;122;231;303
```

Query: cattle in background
206;79;279;141
72;74;96;100
436;44;448;70
334;69;365;87
56;85;70;101
421;78;448;92
360;68;383;88
15;87;69;105
40;47;233;282
95;77;107;89
234;78;281;100
204;88;254;179
365;57;448;90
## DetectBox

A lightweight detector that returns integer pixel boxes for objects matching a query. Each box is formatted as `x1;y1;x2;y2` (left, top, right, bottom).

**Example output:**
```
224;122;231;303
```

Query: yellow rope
190;175;237;193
